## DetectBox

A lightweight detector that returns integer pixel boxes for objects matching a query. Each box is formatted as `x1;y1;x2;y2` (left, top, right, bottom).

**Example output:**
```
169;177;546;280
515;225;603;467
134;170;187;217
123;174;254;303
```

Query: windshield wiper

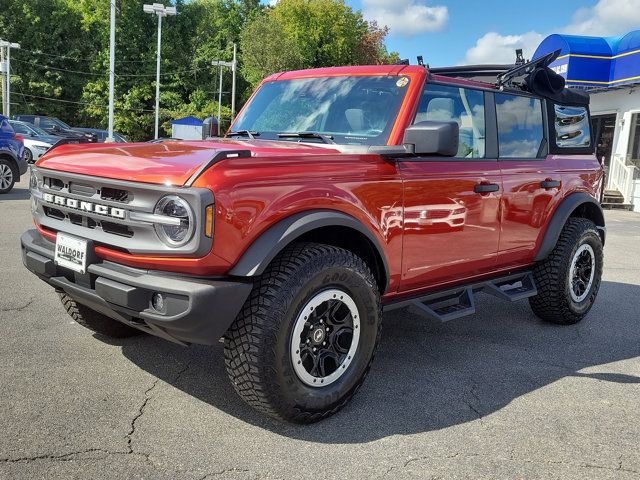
227;130;260;139
277;132;336;144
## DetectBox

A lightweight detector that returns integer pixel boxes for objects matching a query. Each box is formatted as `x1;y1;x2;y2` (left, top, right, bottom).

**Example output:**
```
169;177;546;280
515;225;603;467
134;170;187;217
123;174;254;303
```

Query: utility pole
1;46;6;116
143;3;176;140
0;40;20;118
231;43;237;120
107;0;116;142
212;58;234;129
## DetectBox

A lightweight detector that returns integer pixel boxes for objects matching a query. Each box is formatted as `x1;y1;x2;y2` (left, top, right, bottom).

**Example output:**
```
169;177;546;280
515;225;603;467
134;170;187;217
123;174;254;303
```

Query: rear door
399;83;502;293
497;92;564;267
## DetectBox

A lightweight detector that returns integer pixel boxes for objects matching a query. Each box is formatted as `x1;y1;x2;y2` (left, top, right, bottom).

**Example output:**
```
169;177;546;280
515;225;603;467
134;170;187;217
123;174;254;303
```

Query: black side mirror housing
403;121;459;156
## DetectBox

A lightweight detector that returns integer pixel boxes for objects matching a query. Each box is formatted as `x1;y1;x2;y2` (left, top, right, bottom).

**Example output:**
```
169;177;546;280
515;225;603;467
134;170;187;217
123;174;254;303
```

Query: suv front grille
31;168;213;257
101;186;130;203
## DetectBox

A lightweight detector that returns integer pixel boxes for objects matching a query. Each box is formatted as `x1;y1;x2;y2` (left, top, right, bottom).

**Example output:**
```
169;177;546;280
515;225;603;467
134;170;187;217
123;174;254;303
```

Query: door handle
474;183;500;194
540;179;561;189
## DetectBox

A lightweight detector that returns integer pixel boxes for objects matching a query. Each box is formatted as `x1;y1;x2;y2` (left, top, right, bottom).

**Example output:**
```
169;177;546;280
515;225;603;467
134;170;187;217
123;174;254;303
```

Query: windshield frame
229;75;415;147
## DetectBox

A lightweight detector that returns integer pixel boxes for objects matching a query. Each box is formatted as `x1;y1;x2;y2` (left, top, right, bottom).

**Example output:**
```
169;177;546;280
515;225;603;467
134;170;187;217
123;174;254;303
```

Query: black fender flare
228;210;390;288
534;192;605;262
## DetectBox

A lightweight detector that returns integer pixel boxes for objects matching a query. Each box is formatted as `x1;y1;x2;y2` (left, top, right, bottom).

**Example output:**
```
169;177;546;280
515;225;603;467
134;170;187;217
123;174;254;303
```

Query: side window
495;93;544;158
554;105;591;148
40;119;55;128
0;119;13;135
11;123;27;135
414;84;485;158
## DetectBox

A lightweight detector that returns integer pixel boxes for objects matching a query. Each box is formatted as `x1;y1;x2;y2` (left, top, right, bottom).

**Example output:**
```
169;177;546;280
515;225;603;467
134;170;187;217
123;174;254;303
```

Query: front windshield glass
231;75;411;146
32;126;49;135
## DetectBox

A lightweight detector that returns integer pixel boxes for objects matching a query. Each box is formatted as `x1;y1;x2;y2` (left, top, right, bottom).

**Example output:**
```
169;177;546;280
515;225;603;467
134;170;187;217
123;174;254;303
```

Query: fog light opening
151;293;165;312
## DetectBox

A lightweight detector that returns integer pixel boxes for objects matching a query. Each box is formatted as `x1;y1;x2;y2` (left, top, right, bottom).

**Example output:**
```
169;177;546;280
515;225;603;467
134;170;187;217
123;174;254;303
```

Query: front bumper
21;229;252;345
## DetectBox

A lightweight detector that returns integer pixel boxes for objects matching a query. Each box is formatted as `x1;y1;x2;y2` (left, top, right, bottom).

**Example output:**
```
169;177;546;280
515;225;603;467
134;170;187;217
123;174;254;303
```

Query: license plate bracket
54;233;89;274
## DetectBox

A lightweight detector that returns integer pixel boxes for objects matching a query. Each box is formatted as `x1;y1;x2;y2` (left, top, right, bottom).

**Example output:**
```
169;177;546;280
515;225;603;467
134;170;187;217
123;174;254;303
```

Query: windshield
32;126;49;135
230;75;410;146
53;118;72;129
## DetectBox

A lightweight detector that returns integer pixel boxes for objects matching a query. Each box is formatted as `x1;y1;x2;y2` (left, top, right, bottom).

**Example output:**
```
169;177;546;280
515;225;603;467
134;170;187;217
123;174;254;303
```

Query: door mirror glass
403;121;459;156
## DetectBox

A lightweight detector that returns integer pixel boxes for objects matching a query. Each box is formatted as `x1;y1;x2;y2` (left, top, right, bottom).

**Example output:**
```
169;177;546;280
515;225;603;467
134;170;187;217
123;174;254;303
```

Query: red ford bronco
22;52;605;422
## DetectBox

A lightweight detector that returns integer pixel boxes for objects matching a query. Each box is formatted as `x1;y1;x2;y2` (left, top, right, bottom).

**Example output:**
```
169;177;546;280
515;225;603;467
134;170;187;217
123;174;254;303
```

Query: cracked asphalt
1;176;639;479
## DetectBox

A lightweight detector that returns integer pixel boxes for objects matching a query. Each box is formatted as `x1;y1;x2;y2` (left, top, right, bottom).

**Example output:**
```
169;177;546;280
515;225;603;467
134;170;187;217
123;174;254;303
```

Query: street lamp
0;40;20;118
143;3;176;140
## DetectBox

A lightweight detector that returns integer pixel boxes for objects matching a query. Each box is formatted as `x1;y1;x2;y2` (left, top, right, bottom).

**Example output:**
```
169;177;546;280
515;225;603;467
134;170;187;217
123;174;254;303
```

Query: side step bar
384;271;537;323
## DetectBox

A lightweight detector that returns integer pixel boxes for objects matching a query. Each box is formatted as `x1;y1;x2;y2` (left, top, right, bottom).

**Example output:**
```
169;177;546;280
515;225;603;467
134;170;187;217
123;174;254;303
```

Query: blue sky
342;0;640;66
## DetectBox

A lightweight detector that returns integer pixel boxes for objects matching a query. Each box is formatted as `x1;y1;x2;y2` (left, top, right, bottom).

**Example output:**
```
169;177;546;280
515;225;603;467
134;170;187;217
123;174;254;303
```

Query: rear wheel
59;293;142;338
529;217;603;324
0;159;15;194
23;148;33;164
224;243;382;423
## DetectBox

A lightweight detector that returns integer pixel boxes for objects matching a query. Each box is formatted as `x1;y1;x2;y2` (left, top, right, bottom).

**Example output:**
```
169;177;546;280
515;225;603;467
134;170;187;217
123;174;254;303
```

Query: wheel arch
534;192;605;262
228;210;390;293
0;151;19;171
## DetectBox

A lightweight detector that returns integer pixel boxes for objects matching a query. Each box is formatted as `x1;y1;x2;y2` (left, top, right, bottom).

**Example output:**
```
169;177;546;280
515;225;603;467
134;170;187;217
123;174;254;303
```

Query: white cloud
564;0;640;36
464;31;544;65
362;0;448;37
462;0;640;65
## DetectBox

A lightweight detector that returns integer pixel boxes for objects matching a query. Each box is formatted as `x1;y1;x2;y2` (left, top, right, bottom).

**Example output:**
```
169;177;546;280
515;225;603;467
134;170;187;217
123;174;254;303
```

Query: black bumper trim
21;229;252;345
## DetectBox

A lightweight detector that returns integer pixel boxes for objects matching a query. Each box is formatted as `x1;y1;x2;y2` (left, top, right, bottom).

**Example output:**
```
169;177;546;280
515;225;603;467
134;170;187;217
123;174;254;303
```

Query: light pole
212;59;234;130
0;40;20;118
107;0;116;142
143;3;176;140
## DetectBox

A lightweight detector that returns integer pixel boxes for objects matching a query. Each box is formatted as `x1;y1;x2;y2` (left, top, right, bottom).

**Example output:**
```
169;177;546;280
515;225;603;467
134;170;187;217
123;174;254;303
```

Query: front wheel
529;217;603;324
224;243;382;423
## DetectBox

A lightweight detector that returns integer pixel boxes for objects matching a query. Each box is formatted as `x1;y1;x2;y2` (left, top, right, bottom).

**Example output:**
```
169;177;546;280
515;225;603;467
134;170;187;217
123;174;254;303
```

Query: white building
535;31;640;211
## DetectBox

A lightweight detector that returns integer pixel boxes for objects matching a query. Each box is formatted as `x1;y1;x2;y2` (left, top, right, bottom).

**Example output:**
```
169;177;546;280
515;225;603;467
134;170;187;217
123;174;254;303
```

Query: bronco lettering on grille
42;193;126;219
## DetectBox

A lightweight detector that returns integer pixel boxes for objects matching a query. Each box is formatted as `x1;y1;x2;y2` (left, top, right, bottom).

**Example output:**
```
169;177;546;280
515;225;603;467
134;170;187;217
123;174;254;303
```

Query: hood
35;139;341;186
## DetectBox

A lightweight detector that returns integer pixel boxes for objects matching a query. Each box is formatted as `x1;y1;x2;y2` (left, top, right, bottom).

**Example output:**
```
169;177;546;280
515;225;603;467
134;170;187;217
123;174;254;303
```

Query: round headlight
153;195;195;247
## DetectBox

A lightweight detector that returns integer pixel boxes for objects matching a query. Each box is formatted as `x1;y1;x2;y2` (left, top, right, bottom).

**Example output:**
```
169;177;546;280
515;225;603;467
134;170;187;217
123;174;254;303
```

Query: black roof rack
496;49;561;88
429;64;514;84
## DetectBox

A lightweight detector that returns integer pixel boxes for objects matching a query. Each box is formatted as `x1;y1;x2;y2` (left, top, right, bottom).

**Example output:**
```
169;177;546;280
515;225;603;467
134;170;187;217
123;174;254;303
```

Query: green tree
241;0;398;87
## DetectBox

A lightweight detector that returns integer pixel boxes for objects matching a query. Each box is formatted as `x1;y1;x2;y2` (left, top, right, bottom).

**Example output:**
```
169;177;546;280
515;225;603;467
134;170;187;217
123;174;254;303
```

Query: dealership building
534;30;640;211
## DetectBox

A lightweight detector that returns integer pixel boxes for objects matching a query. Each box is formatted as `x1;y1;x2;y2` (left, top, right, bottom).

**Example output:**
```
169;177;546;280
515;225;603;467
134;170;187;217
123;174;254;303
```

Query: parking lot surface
1;176;639;479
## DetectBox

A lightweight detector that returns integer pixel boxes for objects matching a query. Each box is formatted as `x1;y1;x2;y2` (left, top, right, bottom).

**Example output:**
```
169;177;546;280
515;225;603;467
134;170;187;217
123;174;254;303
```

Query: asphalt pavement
1;176;639;479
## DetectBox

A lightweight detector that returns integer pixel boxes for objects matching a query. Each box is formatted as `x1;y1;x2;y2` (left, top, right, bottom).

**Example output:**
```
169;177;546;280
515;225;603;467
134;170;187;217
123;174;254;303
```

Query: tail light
15;134;24;143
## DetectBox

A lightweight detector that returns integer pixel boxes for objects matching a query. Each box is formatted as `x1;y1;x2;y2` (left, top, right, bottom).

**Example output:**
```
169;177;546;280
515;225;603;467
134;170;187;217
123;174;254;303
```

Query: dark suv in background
0;115;27;194
14;115;97;143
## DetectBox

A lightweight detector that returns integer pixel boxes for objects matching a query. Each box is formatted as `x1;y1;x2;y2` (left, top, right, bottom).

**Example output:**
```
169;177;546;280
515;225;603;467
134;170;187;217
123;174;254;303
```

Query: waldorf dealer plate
54;232;89;274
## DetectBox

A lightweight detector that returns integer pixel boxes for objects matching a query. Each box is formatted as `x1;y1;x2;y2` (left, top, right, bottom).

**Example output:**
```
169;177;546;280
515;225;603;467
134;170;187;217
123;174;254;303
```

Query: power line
12;57;212;78
15;92;156;113
19;47;157;64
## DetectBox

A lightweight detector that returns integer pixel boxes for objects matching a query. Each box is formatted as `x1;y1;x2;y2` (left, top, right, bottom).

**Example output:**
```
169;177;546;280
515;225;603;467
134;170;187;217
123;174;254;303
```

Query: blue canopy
533;30;640;88
171;115;203;126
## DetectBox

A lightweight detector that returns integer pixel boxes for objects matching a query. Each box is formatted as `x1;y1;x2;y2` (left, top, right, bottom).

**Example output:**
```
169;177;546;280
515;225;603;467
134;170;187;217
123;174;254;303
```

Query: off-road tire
0;158;16;194
59;292;142;338
224;243;382;423
529;217;603;324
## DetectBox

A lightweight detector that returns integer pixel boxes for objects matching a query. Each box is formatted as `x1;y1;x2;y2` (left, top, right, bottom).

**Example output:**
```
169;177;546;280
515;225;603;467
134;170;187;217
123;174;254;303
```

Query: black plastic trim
534;192;605;262
184;149;251;187
20;229;252;345
228;210;390;290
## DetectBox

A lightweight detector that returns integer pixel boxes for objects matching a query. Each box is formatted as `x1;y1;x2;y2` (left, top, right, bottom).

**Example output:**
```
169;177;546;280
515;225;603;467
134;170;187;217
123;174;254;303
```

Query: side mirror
403;121;459;156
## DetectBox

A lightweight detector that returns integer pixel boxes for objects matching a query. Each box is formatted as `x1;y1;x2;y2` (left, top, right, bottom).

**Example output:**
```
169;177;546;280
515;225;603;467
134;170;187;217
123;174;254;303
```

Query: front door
399;83;502;293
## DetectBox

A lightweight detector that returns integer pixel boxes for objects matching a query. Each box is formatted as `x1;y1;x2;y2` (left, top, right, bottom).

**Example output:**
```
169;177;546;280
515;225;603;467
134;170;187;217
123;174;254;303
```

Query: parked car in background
73;128;128;143
22;138;53;163
14;115;97;142
9;120;61;145
0;115;27;193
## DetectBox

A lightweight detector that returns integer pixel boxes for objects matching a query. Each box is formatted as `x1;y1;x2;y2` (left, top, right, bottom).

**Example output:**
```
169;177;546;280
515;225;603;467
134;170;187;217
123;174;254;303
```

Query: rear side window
0;118;14;135
414;84;486;158
495;93;544;158
554;105;591;148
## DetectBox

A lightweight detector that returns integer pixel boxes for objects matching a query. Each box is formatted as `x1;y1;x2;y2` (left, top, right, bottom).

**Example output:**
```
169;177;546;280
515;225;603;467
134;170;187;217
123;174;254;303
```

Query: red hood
36;139;340;186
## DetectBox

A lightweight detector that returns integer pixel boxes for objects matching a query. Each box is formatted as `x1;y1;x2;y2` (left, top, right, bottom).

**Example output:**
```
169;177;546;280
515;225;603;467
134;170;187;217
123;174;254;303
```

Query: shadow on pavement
118;280;640;443
1;187;31;201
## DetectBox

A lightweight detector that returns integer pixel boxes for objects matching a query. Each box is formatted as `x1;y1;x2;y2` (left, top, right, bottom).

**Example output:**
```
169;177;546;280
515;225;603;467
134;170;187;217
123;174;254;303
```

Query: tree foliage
0;0;397;141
